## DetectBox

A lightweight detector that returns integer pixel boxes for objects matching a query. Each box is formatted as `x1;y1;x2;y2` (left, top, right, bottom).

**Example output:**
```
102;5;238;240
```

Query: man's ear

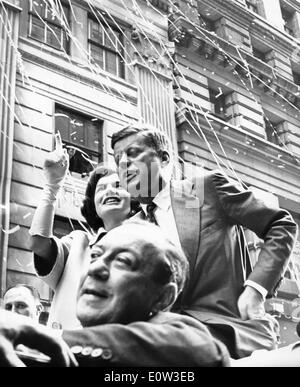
151;283;178;314
160;151;170;166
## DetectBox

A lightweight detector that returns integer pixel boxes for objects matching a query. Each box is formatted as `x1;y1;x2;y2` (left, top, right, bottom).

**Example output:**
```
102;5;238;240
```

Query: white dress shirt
141;185;181;249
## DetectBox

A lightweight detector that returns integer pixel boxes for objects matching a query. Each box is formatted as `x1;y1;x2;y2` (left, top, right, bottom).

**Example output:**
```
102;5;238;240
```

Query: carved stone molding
169;15;300;108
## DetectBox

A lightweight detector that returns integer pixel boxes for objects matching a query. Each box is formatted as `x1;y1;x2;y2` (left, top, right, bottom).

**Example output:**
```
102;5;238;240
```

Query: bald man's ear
36;303;44;316
152;283;178;314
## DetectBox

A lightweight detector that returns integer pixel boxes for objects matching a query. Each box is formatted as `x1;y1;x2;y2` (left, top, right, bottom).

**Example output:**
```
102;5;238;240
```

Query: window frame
87;15;125;79
281;5;295;37
245;0;259;14
28;0;70;53
209;88;228;120
264;117;281;146
55;106;103;178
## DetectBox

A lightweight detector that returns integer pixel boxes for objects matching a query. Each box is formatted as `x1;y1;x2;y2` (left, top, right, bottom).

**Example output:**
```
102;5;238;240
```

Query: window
209;88;227;119
199;15;215;32
252;47;266;62
88;18;125;78
264;117;281;146
246;0;258;14
28;0;70;52
281;7;295;37
293;70;300;86
54;216;82;238
55;107;103;177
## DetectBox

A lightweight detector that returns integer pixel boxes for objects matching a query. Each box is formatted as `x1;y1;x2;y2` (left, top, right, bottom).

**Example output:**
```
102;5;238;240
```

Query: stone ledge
176;104;300;172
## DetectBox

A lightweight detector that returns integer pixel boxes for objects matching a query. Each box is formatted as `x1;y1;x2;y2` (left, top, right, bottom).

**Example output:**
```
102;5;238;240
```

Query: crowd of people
0;124;300;367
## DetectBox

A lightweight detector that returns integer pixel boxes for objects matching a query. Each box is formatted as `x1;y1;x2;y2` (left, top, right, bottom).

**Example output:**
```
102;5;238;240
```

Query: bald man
3;285;43;323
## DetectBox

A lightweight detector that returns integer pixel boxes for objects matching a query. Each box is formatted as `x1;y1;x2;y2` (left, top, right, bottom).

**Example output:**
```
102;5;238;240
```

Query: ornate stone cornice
197;0;300;58
250;19;300;56
198;0;255;27
169;15;300;108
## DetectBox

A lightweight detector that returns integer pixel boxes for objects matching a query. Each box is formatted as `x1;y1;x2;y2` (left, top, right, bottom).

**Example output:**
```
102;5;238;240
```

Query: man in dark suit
0;222;229;367
111;124;298;359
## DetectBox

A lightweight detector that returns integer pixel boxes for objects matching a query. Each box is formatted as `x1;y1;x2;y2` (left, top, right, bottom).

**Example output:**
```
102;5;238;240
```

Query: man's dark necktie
145;203;158;225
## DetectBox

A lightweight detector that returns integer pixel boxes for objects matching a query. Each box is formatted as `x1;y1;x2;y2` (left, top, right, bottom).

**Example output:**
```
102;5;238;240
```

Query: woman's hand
44;133;69;186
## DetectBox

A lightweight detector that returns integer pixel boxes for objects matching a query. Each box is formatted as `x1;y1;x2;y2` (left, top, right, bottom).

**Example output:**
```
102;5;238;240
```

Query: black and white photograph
0;0;300;370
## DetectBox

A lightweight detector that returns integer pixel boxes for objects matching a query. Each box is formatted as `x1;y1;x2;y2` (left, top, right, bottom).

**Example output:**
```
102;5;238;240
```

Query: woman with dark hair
29;135;139;330
81;165;140;233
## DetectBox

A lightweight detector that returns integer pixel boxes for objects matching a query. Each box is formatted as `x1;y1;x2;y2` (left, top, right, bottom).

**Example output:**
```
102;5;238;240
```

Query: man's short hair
125;220;189;295
111;124;173;160
4;284;41;303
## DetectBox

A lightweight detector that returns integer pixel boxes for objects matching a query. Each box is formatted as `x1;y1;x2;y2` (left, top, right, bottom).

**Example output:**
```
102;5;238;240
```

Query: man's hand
44;133;69;186
238;286;266;321
0;310;77;367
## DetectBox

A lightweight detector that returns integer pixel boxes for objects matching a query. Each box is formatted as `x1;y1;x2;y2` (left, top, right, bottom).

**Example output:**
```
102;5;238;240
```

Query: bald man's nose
89;259;110;281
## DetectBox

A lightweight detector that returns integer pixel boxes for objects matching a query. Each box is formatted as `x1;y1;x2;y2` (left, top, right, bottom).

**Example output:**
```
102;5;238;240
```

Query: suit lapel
171;179;201;272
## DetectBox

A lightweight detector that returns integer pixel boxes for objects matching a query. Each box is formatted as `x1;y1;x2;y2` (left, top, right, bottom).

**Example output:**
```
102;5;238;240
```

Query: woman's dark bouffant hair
81;165;141;233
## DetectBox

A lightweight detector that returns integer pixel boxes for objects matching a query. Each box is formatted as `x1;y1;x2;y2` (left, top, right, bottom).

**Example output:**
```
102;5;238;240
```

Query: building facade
0;0;300;339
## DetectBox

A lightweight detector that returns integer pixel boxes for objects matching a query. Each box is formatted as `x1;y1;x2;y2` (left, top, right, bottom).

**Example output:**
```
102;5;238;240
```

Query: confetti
54;113;69;119
2;225;21;235
16;259;23;268
215;87;223;99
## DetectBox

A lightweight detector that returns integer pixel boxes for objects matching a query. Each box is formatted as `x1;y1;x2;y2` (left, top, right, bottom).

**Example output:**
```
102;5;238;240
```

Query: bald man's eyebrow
90;246;104;260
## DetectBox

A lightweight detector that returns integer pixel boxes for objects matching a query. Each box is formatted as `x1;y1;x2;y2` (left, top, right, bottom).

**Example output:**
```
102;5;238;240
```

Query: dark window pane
46;24;62;49
54;216;82;238
265;118;280;146
91;45;104;68
68;149;94;175
62;31;69;51
106;51;117;75
117;37;123;52
90;19;104;43
69;119;85;147
86;121;100;152
29;15;45;41
209;88;226;118
55;111;70;141
118;57;125;78
105;28;118;50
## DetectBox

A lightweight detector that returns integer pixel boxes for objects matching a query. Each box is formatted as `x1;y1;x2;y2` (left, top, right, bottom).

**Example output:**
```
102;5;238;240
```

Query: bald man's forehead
4;287;34;302
101;225;166;250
